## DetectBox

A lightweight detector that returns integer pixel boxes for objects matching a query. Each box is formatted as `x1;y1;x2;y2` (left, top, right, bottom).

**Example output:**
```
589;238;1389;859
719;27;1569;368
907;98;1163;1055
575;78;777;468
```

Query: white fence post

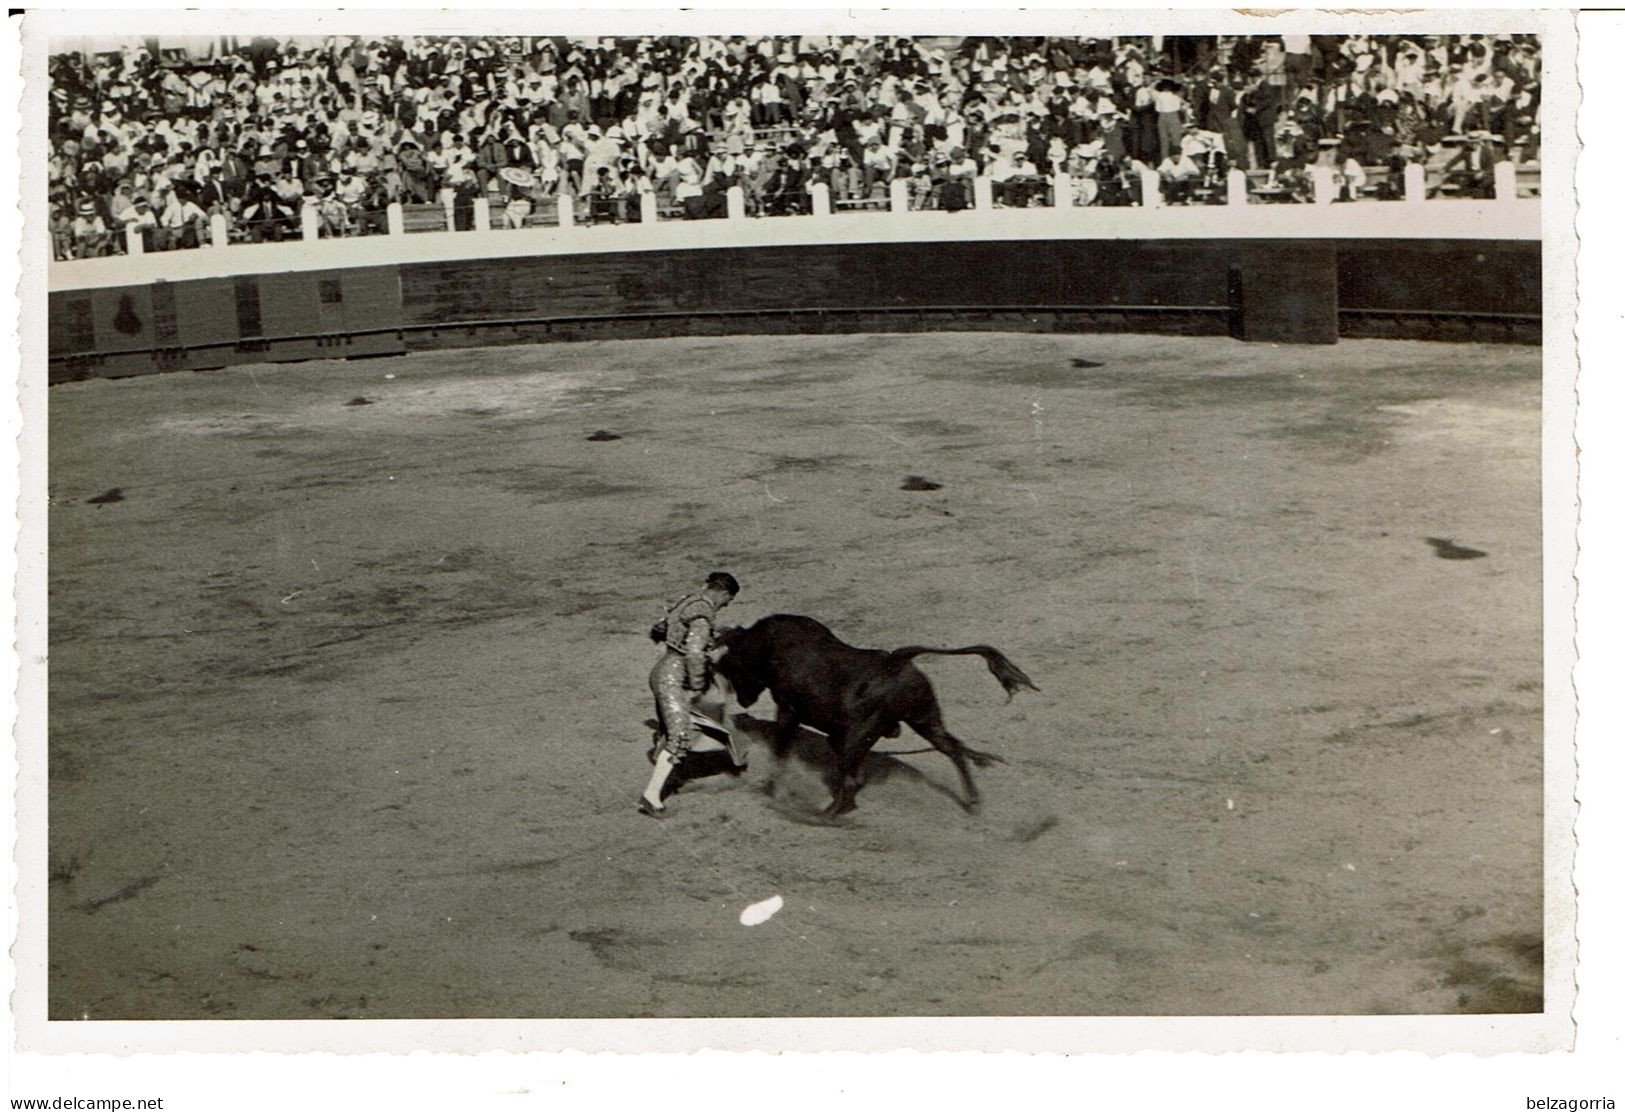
557;193;575;228
1494;160;1517;202
1404;162;1426;204
972;176;993;210
1226;168;1249;206
1138;163;1162;208
889;178;910;214
473;197;490;231
300;202;320;241
810;181;831;216
1053;172;1072;208
387;202;404;235
640;190;659;224
1311;165;1336;205
124;225;144;256
208;213;229;247
726;185;746;219
440;189;456;230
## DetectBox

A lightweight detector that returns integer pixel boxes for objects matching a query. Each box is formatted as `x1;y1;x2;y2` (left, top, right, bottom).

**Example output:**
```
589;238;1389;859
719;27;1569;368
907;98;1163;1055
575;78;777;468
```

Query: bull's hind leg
823;717;887;816
906;704;996;814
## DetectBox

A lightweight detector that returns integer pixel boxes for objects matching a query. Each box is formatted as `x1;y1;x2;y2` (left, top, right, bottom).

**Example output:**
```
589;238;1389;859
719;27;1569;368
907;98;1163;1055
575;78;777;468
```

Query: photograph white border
9;3;1602;1087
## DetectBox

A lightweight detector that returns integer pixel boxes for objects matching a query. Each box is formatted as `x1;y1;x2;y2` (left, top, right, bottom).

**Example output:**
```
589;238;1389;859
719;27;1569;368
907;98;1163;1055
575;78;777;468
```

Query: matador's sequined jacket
662;592;720;690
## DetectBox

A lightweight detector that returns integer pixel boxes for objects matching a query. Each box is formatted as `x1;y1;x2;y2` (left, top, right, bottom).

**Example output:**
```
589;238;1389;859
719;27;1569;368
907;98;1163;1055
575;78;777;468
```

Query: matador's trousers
649;650;698;761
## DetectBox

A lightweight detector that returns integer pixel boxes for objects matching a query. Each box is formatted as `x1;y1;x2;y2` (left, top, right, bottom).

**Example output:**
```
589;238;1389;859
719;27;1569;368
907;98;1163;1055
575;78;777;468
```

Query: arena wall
45;202;1541;383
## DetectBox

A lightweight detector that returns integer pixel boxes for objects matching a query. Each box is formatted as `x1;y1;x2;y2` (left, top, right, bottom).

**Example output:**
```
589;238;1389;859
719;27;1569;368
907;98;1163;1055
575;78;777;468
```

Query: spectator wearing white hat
70;197;110;257
860;133;894;196
106;180;137;226
1156;142;1202;204
1066;141;1103;205
1095;100;1128;165
123;191;159;249
582;123;624;184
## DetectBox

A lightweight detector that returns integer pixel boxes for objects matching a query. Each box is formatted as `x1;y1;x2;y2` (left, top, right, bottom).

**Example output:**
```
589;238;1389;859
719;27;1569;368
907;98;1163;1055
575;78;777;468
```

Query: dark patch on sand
81;875;160;914
1261;410;1404;461
1426;537;1488;560
1437;933;1543;1013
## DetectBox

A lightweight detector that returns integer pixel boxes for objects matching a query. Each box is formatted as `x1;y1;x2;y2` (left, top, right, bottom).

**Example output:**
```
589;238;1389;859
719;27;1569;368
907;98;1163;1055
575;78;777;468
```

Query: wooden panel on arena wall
1008;239;1222;310
48;290;94;357
251;270;361;363
397;241;1241;327
252;271;323;362
658;247;850;311
171;277;239;367
1231;241;1340;345
1335;240;1540;317
329;267;407;357
88;285;155;355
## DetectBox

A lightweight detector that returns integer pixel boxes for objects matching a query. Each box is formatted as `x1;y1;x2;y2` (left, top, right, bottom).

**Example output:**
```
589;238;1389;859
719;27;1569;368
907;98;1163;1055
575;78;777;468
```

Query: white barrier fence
114;160;1535;263
57;162;1536;295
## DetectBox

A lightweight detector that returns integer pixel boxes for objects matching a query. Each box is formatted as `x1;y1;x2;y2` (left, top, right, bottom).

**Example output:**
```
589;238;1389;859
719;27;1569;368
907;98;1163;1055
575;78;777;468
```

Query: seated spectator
70;197;111;257
860;135;893;196
673;149;706;205
1066;142;1104;205
587;166;623;223
157;185;209;249
621;165;650;222
828;152;864;203
1094;157;1136;206
685;172;730;220
1337;157;1369;201
123;193;159;249
906;162;935;209
240;172;295;241
50;203;76;261
107;181;137;226
396;138;434;203
1180;127;1228;184
1005;151;1048;206
763;151;809;215
1157;147;1202;203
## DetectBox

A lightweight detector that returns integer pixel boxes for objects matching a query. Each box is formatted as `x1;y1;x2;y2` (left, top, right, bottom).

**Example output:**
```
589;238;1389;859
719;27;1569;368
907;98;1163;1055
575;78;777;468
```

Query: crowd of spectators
48;32;1543;260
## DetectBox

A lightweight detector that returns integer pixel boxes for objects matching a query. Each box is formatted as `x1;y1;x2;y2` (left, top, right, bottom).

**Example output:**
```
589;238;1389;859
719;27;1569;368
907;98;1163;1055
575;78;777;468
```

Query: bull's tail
889;645;1040;701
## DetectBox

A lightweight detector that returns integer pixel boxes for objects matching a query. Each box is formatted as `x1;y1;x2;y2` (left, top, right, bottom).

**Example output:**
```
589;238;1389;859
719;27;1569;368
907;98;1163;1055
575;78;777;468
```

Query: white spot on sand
740;895;784;926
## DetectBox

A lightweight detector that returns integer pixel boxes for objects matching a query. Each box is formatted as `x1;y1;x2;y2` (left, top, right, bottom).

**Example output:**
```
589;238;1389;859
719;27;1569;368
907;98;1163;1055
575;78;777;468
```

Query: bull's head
712;625;765;707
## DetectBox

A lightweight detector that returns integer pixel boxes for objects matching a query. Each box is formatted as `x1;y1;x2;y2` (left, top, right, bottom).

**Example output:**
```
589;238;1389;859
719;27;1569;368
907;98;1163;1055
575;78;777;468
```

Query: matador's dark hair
706;571;740;596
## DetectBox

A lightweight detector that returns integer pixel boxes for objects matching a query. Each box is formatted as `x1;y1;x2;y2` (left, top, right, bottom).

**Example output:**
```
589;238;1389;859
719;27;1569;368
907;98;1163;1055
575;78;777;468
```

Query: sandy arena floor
45;331;1543;1019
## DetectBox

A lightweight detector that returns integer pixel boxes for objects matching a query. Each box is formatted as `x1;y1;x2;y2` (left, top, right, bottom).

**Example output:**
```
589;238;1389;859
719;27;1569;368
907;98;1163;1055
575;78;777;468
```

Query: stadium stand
48;33;1543;260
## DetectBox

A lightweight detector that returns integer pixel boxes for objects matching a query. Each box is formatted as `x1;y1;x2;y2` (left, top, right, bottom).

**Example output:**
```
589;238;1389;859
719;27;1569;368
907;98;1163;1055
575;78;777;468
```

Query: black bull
713;615;1039;815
